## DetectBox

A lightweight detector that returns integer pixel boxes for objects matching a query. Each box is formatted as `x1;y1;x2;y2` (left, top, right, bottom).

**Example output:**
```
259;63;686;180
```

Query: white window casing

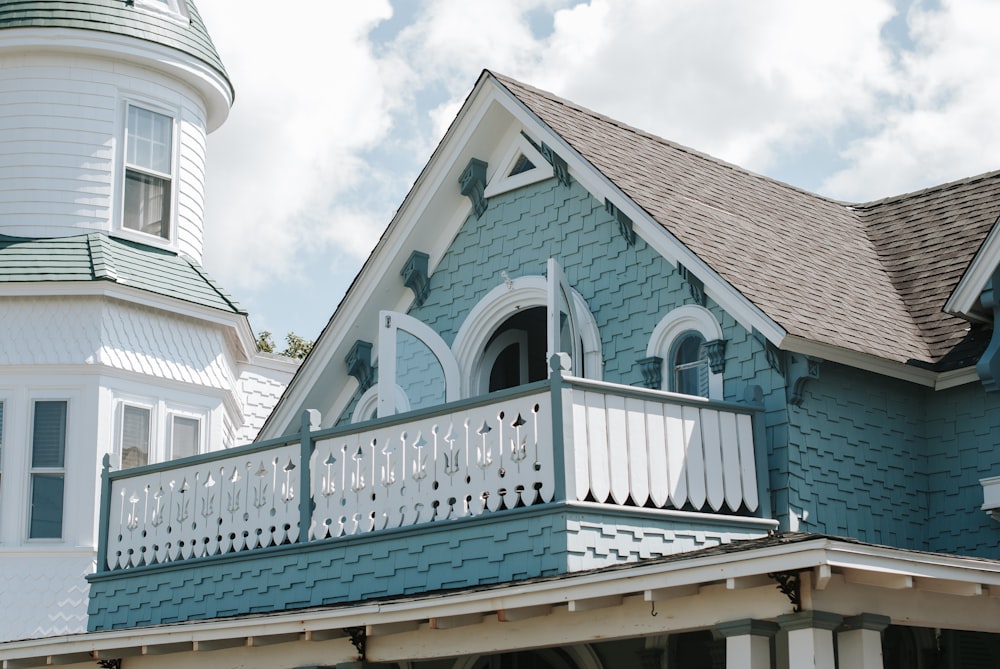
28;400;68;540
122;103;175;240
647;304;724;399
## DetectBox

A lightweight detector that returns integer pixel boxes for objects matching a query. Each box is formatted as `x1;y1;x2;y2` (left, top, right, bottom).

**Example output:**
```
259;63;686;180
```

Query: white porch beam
567;594;623;612
843;569;913;589
912;577;983;596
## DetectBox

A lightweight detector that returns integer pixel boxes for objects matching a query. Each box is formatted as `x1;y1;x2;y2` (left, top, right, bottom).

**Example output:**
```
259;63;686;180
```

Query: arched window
671;331;709;396
452;267;602;398
647;305;725;399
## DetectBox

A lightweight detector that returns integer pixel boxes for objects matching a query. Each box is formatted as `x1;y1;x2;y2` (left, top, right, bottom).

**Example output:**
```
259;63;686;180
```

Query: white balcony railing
99;373;765;571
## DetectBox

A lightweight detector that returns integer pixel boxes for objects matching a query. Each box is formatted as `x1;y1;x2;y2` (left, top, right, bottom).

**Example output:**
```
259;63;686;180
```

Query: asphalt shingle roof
493;72;1000;369
0;0;230;96
0;232;245;314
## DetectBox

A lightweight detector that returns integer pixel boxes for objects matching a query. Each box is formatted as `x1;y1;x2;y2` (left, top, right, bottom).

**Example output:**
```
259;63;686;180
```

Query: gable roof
492;73;1000;370
0;232;245;314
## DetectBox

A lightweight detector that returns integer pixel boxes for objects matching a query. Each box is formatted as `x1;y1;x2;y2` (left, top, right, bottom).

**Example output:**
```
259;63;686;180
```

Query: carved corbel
753;328;784;376
638;356;663;389
677;263;706;306
401;250;430;307
345;340;374;392
786;354;821;406
977;269;1000;391
605;199;636;246
459;158;488;218
704;339;727;375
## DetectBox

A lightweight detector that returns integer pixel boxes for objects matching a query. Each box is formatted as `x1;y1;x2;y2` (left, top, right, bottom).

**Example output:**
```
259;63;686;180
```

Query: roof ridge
183;255;246;315
488;71;853;209
853;168;1000;210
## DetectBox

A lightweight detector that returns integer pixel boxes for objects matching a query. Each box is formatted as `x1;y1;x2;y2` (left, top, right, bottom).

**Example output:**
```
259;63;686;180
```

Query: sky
194;0;1000;345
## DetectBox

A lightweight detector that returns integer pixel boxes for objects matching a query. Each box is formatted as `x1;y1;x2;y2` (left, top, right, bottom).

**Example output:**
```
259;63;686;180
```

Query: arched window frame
647;304;724;399
452;275;602;398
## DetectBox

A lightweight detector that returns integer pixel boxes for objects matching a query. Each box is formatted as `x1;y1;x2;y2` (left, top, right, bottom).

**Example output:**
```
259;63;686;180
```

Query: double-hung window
170;415;200;460
123;105;173;239
120;405;151;469
29;401;67;539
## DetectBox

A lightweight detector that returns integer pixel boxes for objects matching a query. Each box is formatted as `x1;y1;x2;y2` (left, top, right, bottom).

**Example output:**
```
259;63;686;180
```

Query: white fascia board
489;81;786;347
945;215;1000;318
7;536;1000;664
935;366;979;390
0;27;233;131
780;334;939;387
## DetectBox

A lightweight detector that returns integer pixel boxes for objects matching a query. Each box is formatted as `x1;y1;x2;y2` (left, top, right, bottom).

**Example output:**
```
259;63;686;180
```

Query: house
0;0;296;642
3;58;1000;669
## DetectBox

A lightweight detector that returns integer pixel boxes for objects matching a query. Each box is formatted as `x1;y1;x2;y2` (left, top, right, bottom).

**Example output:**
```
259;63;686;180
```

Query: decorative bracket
401;250;430;307
97;660;122;669
768;571;802;612
753;328;785;376
345;340;374;392
344;626;367;661
704;339;727;375
459;158;489;218
677;263;706;306
521;132;570;186
787;354;821;406
638;356;663;389
605;199;636;246
977;268;1000;392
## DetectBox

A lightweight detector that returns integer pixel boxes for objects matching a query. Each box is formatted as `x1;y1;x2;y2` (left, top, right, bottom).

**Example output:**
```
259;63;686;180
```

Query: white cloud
197;0;395;290
821;0;1000;200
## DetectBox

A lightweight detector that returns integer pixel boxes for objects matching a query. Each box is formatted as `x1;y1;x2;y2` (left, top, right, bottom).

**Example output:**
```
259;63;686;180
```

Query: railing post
549;354;574;503
745;385;772;520
96;453;113;572
300;410;321;542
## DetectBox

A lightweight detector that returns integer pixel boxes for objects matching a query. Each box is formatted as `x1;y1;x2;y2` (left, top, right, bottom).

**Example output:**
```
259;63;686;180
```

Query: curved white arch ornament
452;263;602;397
647;304;725;398
377;311;461;417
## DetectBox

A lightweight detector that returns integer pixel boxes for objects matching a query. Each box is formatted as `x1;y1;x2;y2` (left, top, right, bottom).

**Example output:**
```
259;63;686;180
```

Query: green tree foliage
256;330;314;359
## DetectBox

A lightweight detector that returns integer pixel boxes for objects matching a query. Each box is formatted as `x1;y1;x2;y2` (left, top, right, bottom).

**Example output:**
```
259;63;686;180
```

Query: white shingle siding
0;51;209;263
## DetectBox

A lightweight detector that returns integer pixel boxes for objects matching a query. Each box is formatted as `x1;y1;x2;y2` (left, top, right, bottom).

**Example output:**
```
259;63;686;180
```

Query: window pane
32;401;66;467
171;416;200;459
29;473;64;539
126;106;172;174
672;333;709;397
121;406;150;469
124;169;170;238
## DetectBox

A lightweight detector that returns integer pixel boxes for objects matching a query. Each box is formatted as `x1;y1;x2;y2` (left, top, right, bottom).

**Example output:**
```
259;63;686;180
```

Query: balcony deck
90;371;777;630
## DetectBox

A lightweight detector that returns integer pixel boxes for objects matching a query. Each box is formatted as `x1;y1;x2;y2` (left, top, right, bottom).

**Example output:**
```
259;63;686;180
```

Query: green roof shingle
0;232;245;314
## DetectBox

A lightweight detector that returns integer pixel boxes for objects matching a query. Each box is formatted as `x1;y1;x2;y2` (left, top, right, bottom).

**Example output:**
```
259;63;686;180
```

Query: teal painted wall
925;381;1000;557
781;363;928;549
86;503;769;631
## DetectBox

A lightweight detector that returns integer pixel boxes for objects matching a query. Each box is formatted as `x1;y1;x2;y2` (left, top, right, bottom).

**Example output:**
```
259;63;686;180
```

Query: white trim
945;215;1000;319
780;335;940;388
351;384;411;424
935;366;979;390
647;305;724;398
452;275;602;398
377;311;461;417
483;132;554;198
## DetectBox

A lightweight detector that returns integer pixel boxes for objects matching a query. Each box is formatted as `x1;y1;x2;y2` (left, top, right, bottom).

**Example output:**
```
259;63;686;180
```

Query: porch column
837;614;890;669
715;619;778;669
777;611;842;669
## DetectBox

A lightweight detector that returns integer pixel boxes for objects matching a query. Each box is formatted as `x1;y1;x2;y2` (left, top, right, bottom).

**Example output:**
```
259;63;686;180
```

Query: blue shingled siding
87;503;768;630
781;363;929;549
925;382;1000;557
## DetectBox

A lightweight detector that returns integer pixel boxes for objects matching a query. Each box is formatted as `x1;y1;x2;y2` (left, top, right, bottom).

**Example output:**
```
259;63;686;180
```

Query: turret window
123;105;173;239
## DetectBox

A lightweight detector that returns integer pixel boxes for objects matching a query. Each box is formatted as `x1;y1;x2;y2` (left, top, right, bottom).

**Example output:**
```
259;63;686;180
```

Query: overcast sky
194;0;1000;344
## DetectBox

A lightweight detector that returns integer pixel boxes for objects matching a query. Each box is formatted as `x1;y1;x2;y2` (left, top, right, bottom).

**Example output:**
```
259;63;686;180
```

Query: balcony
89;371;776;630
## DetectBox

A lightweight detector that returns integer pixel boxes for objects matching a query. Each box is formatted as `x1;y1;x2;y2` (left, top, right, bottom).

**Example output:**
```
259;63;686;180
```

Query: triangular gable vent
484;132;554;198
